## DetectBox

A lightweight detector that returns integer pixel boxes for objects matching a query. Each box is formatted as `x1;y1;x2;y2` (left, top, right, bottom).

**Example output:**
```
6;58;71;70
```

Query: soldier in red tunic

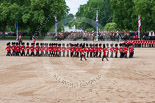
102;44;108;61
40;43;44;56
75;44;79;57
114;44;118;58
35;43;40;56
57;44;61;57
11;42;16;56
6;42;11;56
78;44;82;57
85;44;89;58
110;44;114;58
66;44;70;57
30;43;35;56
89;44;93;58
80;44;87;61
16;42;20;56
98;44;102;58
70;44;74;57
61;43;66;57
129;43;134;58
48;43;52;57
44;43;48;57
106;43;109;58
53;43;56;57
123;44;128;58
93;44;98;58
20;42;25;56
119;43;123;58
26;43;30;56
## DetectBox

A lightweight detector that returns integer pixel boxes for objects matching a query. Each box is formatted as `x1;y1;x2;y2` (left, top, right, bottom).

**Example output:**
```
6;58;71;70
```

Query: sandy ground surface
0;41;155;103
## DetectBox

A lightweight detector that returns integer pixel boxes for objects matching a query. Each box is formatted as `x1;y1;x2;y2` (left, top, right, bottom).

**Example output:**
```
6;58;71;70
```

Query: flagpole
16;21;18;40
96;10;98;41
138;15;141;40
55;15;57;41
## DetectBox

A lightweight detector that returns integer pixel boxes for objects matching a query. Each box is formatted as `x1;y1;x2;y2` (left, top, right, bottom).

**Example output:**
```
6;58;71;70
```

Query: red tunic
52;46;56;52
40;46;44;52
57;47;61;52
44;46;48;52
75;47;78;52
94;47;98;53
16;46;20;52
102;48;106;56
66;47;70;52
85;47;89;52
129;46;134;53
70;46;74;52
30;46;34;52
48;47;52;52
123;47;128;54
6;46;11;52
119;47;123;53
11;45;15;51
110;47;113;52
114;47;118;53
61;47;65;52
35;46;39;52
26;46;29;52
98;47;101;52
20;46;25;51
89;47;93;52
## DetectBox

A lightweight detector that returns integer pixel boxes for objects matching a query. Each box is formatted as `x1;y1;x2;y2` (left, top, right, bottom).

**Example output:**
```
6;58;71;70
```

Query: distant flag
54;16;58;27
138;16;141;30
14;20;18;29
96;17;98;27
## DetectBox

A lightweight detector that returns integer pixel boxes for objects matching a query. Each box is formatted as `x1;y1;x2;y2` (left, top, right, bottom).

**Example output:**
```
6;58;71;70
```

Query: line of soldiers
5;42;134;60
124;40;155;48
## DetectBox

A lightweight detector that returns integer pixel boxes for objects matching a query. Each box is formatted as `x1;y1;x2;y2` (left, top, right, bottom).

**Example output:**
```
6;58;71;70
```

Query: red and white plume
138;16;141;30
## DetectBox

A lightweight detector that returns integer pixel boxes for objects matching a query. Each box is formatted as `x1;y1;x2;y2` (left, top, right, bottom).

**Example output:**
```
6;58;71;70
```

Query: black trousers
71;52;73;57
31;51;35;56
62;52;65;57
124;53;127;58
87;52;89;58
49;52;52;57
36;51;39;56
115;52;118;58
66;52;69;57
26;51;29;56
12;51;16;56
6;51;11;56
45;51;48;56
90;52;93;57
21;51;25;56
102;55;108;61
16;51;20;56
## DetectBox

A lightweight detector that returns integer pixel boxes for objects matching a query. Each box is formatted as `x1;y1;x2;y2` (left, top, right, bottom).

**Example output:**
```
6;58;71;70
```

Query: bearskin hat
103;44;105;48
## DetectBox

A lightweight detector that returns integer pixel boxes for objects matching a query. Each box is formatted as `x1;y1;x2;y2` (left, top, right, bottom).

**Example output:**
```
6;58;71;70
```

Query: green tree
104;22;117;31
74;0;113;30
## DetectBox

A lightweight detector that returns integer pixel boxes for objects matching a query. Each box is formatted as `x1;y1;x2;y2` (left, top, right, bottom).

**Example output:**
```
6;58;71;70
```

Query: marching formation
124;40;155;48
6;42;134;61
